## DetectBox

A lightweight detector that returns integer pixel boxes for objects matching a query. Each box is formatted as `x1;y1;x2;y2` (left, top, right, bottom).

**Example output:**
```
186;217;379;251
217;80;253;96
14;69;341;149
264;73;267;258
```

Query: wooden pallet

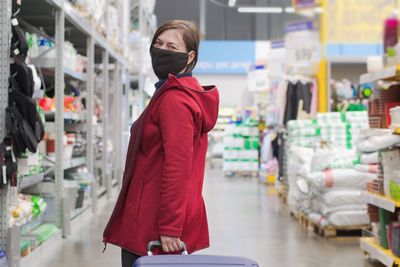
223;171;258;177
290;211;298;220
278;191;287;205
298;213;371;241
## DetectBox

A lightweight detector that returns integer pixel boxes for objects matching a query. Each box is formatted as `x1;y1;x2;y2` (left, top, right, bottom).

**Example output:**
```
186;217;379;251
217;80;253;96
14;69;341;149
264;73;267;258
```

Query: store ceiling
154;0;305;40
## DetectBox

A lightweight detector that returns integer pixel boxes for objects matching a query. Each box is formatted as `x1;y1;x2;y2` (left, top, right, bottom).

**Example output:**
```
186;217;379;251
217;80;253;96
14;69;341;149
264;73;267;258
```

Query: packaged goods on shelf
106;5;119;44
26;33;87;75
22;223;59;244
17;152;44;177
354;164;378;173
356;130;400;153
303;169;376;191
9;194;47;228
68;0;106;32
223;117;259;173
285;111;372;226
326;210;370;227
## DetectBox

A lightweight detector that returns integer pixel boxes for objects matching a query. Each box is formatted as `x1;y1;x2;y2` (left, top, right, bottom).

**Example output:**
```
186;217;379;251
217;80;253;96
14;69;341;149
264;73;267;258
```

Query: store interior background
155;0;368;109
3;0;400;266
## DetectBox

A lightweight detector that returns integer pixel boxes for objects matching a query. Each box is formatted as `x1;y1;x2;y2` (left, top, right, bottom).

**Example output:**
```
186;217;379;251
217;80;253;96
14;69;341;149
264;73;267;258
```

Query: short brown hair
151;20;200;73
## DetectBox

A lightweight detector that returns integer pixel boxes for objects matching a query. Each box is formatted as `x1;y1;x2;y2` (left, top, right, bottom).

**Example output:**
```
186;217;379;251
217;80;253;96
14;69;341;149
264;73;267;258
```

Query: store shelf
46;0;129;67
46;121;87;133
64;157;86;170
361;191;400;213
19;227;62;266
19;173;45;191
31;57;86;81
360;237;400;266
63;112;85;121
360;65;400;84
327;56;367;64
63;67;86;81
45;112;86;123
112;179;118;187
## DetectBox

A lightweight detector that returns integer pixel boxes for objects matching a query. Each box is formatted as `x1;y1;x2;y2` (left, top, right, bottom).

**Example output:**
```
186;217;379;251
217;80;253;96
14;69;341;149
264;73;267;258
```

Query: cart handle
147;241;188;256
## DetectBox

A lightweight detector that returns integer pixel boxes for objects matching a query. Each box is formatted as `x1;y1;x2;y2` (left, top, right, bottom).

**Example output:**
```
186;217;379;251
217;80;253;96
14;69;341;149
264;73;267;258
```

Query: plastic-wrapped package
310;148;356;172
356;132;400;152
316;190;365;206
326;210;370;226
314;201;366;216
287;146;314;216
308;212;330;227
305;169;376;190
360;152;379;164
354;164;378;173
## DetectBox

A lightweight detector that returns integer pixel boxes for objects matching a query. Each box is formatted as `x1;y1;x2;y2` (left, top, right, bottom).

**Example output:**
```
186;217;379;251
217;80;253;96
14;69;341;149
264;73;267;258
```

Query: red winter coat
103;74;219;256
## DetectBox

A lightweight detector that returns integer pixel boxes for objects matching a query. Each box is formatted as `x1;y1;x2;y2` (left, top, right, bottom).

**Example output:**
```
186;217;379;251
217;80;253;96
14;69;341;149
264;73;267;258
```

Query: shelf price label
360;238;394;267
361;192;396;213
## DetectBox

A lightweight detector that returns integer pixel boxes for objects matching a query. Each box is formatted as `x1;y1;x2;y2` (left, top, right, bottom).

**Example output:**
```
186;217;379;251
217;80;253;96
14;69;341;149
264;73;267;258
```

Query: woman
103;20;219;267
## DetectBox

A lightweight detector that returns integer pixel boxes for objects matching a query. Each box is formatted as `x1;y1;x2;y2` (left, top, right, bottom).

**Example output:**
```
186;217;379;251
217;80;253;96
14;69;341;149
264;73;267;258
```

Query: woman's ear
187;51;195;66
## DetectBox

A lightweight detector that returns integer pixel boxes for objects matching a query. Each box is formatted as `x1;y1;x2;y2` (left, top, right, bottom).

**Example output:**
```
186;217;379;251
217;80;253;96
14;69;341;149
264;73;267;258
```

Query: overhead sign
285;21;321;69
194;41;256;74
293;0;321;9
326;0;398;44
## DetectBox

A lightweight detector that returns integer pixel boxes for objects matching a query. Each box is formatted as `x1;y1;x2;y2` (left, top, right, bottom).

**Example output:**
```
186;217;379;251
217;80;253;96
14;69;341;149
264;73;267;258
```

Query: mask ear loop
187;51;195;71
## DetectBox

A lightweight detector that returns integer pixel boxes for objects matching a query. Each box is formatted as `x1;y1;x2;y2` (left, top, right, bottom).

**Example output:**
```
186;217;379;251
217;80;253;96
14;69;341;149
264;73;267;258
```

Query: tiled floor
27;166;383;267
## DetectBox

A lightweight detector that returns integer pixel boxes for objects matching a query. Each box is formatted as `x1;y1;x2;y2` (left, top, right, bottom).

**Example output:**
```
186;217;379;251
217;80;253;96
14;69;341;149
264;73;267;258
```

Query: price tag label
284;21;320;69
2;166;6;185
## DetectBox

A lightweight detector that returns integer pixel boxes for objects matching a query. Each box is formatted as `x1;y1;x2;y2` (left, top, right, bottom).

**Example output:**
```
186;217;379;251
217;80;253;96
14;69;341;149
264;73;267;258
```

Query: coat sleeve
157;91;195;237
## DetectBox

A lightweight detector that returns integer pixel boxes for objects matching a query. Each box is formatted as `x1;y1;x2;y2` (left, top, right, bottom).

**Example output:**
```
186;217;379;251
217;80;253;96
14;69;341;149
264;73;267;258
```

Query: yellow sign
326;0;400;43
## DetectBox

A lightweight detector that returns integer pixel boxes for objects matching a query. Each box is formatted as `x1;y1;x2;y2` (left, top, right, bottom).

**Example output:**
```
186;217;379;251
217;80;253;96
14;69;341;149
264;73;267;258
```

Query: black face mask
150;46;189;80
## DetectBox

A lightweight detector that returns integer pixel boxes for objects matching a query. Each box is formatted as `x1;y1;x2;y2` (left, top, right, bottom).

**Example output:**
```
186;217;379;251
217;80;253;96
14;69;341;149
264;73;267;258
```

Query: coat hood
165;74;219;133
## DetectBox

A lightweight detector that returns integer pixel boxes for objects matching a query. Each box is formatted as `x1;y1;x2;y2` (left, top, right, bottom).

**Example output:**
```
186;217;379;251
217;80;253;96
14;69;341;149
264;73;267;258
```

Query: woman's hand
160;235;183;253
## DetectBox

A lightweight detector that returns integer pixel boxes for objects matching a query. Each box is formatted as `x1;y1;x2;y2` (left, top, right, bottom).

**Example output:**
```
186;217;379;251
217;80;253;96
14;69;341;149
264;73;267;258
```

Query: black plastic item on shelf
392;225;400;257
10;17;28;61
10;62;34;97
5;105;38;156
380;208;391;249
75;188;85;209
9;77;45;143
65;82;80;97
0;138;18;187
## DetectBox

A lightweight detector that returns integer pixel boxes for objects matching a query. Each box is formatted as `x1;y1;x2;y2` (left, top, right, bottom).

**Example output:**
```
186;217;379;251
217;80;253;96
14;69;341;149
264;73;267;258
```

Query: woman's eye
155;40;162;45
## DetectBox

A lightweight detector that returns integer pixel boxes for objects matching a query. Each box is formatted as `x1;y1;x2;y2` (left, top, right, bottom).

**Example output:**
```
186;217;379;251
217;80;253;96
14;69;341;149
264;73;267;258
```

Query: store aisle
201;167;379;267
30;166;381;267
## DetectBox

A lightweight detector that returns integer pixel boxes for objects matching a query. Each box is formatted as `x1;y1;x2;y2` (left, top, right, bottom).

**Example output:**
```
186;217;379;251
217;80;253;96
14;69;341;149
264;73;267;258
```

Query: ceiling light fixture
284;7;295;13
237;7;283;13
228;0;236;7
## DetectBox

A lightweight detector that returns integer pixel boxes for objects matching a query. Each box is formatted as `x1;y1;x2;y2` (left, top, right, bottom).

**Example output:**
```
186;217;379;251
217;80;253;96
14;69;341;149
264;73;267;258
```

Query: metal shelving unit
358;60;400;265
19;174;45;191
361;191;400;213
0;0;132;266
137;0;156;109
360;237;400;267
0;0;11;259
359;64;400;84
30;58;87;81
360;191;400;266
